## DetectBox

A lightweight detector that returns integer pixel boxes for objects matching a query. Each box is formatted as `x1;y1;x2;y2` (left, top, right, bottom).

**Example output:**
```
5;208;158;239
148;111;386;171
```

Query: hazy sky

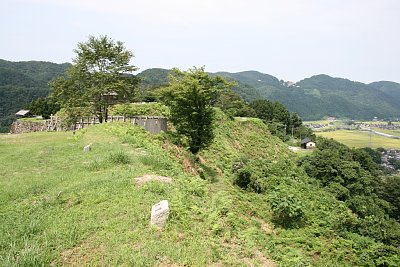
1;0;399;83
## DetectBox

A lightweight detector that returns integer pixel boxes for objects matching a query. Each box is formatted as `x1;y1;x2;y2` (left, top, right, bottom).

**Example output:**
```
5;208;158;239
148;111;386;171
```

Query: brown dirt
54;238;105;267
261;221;274;234
134;174;173;186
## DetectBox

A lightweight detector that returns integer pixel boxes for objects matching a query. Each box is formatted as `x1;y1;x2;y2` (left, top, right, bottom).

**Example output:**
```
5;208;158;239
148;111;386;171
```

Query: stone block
84;144;91;152
151;200;169;228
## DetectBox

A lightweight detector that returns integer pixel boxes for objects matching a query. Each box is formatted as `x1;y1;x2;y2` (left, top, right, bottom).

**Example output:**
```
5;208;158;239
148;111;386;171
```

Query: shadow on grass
198;162;219;183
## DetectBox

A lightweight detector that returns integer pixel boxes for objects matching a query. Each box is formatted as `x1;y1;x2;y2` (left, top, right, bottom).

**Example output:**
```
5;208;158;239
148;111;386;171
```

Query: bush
269;188;305;227
109;102;170;117
356;216;400;247
233;168;252;189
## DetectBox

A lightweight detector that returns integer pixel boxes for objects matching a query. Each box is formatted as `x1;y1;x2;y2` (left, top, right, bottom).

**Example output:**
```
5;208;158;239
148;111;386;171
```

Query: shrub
110;102;170;117
233;168;252;189
269;188;305;227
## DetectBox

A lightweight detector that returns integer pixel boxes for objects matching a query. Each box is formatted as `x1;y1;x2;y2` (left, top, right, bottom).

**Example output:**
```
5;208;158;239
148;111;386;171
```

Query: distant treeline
0;59;70;132
2;60;400;132
140;68;400;121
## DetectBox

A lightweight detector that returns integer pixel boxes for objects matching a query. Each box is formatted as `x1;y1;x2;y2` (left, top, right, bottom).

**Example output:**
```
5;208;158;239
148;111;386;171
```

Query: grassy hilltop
1;112;399;266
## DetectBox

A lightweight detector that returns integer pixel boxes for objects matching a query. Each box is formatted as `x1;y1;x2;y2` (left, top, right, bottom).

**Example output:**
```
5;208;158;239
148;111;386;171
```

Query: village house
15;109;32;118
301;137;316;149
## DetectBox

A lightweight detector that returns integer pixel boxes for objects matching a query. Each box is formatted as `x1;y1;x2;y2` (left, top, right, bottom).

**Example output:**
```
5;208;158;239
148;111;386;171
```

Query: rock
151;200;169;228
83;144;91;152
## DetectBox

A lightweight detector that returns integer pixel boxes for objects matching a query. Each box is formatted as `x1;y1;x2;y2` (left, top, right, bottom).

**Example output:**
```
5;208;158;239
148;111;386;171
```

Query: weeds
108;151;131;165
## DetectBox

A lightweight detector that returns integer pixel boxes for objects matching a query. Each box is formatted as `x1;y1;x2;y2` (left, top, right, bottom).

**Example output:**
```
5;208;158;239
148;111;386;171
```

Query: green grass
0;123;276;266
17;117;46;122
0;126;204;266
1;118;398;266
316;130;400;149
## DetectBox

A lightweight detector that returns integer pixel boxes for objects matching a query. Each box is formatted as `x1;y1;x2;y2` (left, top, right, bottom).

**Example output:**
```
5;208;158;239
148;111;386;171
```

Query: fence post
49;114;53;131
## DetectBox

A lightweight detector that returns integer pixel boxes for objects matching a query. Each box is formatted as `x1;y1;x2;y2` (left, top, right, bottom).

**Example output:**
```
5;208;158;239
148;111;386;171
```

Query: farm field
316;130;400;149
355;121;400;126
370;128;400;136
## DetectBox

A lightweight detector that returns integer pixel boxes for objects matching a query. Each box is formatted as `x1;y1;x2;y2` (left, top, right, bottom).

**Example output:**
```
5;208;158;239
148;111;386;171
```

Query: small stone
83;144;91;152
151;200;169;228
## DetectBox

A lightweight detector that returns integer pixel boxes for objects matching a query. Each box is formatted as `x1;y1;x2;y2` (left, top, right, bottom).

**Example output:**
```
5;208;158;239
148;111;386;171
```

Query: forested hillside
139;69;400;120
2;61;400;132
0;59;70;132
295;75;400;120
370;81;400;102
221;72;400;120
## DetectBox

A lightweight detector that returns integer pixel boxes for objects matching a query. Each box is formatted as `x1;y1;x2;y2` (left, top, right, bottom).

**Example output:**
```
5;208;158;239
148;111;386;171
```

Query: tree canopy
50;35;139;123
250;99;313;140
300;138;400;247
157;67;232;154
25;97;60;119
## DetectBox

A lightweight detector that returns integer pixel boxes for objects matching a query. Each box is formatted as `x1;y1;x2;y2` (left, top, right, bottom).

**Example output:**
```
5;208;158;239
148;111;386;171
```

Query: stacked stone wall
10;120;48;134
10;116;168;134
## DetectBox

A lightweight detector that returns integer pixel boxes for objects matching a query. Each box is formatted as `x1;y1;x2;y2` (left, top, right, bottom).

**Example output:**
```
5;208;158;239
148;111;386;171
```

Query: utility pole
368;128;372;148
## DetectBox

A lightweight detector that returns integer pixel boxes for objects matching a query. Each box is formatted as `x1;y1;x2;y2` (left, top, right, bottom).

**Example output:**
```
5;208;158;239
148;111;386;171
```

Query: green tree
378;175;400;220
215;90;256;118
249;99;313;140
250;99;275;121
157;67;232;154
50;35;139;123
25;97;60;119
359;147;383;165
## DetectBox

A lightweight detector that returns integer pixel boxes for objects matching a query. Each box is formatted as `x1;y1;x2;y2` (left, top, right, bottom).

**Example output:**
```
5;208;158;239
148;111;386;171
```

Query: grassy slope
0;114;395;266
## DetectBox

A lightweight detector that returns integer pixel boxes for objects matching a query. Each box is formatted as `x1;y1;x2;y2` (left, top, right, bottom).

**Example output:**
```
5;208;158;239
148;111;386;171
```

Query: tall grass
1;120;398;266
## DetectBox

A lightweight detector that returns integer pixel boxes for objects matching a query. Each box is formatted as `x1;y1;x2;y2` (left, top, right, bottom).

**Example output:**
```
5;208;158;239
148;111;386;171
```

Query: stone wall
10;116;168;134
131;116;168;134
10;120;49;134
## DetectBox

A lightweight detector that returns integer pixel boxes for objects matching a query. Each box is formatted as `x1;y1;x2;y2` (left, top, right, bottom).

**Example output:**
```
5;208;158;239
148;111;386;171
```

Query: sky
1;0;399;83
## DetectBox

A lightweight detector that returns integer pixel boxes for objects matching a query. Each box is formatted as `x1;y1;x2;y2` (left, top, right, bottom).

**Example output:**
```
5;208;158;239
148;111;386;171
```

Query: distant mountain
292;75;400;120
0;59;71;132
2;61;400;132
139;69;400;120
217;72;400;120
137;68;170;89
369;81;400;102
214;71;281;88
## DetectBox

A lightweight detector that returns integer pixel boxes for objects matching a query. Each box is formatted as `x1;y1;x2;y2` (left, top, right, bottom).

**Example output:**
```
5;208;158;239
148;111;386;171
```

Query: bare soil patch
134;174;173;186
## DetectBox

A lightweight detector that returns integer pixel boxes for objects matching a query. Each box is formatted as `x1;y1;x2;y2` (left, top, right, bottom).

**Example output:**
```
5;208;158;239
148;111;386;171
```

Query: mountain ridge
138;68;400;120
1;59;400;132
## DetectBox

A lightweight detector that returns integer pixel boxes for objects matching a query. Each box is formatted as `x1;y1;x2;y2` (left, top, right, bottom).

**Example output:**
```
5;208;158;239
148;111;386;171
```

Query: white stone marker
83;144;91;152
151;200;169;228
